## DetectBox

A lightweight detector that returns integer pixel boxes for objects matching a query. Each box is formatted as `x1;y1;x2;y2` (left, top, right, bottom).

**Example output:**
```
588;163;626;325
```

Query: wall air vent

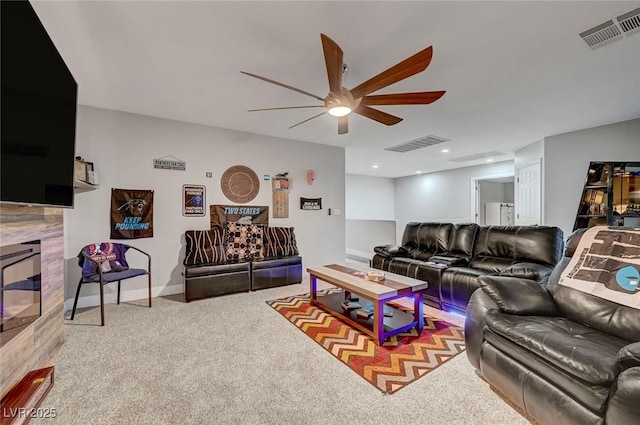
385;135;450;153
448;151;505;163
580;7;640;50
617;7;640;36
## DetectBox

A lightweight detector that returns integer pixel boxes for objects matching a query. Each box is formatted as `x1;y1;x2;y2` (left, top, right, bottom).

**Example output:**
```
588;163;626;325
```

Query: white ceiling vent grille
580;20;623;49
617;7;640;36
448;151;505;163
580;7;640;50
385;135;450;153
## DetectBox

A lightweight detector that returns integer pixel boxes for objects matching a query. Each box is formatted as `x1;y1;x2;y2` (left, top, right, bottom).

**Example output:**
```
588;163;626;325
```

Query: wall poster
183;185;206;217
210;204;269;228
111;189;154;239
300;197;322;210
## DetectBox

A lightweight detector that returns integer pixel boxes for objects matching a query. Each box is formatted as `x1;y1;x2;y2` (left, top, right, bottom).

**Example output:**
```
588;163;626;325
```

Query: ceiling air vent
617;7;640;36
448;151;505;163
385;135;449;153
580;7;640;50
580;20;623;49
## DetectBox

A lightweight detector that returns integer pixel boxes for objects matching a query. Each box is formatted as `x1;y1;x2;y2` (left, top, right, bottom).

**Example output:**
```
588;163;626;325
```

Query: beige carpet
32;280;533;425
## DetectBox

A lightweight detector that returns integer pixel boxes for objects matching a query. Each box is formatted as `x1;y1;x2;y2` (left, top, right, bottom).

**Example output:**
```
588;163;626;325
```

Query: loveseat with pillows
465;227;640;425
372;222;564;311
183;224;302;302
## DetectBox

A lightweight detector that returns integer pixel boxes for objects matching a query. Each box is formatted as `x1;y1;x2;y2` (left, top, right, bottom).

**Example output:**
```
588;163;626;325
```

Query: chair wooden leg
99;282;105;326
148;273;152;308
117;280;121;305
70;278;84;320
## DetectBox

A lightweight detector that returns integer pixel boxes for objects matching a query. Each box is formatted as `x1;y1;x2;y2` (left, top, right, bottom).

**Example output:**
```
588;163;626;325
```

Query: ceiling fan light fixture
328;105;352;117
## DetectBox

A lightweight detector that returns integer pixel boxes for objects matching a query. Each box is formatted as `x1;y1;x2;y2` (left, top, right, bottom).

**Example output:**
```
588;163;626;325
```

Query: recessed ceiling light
416;171;422;174
486;158;494;162
441;149;450;153
372;164;379;169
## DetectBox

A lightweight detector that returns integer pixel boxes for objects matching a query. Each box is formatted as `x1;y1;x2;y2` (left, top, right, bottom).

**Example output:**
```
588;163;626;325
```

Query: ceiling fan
241;34;446;135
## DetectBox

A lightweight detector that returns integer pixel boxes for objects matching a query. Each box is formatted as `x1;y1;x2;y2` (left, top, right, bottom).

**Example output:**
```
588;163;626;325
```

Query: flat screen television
1;0;78;208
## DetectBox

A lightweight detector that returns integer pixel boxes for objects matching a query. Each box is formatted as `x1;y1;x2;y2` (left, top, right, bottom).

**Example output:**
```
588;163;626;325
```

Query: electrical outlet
205;172;213;178
333;209;342;216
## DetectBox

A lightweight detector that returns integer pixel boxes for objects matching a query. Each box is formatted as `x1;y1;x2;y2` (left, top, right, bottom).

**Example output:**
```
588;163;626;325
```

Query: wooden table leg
373;299;385;346
414;292;424;334
310;274;317;305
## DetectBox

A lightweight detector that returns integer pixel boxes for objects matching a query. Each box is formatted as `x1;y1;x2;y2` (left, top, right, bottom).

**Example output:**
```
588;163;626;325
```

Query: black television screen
1;0;78;207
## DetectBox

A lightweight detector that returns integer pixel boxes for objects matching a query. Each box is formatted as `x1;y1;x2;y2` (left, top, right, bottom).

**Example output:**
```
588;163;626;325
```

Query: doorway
470;173;515;225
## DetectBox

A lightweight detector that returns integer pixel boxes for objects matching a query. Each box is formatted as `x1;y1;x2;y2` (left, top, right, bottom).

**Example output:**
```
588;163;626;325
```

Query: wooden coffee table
307;264;427;345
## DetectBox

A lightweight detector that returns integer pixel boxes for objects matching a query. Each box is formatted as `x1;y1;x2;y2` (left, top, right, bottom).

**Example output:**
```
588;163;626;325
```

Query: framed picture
183;185;206;217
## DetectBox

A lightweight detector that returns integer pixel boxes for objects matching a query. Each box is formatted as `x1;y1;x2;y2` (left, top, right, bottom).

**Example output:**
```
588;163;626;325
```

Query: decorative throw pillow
184;229;225;265
263;227;299;258
225;222;263;261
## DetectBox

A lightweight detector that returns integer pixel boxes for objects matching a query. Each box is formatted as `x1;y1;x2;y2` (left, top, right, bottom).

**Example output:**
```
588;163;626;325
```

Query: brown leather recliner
465;230;640;425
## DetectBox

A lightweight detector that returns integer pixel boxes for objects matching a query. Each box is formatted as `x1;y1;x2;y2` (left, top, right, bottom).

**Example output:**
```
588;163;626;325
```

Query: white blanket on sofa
560;226;640;309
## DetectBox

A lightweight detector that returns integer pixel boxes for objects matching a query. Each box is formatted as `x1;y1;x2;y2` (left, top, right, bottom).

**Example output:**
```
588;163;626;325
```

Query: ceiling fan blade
349;46;434;100
241;71;325;101
248;105;324;112
360;91;446;106
338;116;348;134
321;34;343;96
354;106;403;126
288;112;327;129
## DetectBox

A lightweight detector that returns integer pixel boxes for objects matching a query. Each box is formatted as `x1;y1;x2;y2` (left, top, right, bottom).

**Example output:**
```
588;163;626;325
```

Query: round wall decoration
220;165;260;204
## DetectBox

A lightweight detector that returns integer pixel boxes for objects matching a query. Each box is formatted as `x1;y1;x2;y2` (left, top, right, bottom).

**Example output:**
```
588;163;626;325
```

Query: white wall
544;118;640;237
64;106;345;309
344;174;396;259
394;160;514;243
345;174;395;220
504;182;514;203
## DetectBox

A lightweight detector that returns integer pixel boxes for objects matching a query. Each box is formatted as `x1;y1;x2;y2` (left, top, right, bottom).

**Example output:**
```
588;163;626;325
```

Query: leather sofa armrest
499;262;553;282
478;275;559;316
429;255;468;267
606;367;640;425
373;244;408;258
618;342;640;370
465;288;499;371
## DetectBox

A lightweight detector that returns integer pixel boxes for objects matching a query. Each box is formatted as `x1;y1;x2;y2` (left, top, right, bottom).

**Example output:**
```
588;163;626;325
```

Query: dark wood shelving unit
574;162;640;231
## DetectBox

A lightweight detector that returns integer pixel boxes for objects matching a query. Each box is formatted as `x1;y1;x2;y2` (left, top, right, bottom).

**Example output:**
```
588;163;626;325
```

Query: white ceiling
31;1;640;178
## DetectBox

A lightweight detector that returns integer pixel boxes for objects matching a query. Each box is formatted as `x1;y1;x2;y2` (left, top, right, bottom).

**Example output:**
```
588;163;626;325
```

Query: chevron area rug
267;289;466;394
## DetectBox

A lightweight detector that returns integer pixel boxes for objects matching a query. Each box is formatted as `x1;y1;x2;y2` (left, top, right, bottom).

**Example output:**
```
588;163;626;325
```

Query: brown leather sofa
465;229;640;425
183;227;302;302
372;222;564;311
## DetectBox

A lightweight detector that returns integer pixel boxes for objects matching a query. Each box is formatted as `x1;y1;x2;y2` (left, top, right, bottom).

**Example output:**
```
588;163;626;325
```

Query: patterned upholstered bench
183;226;302;302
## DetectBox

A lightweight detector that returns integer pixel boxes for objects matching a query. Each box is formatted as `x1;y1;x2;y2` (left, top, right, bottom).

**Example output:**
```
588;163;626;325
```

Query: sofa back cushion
445;223;479;259
401;222;452;260
225;222;264;261
184;229;226;266
473;225;564;267
547;230;640;342
263;227;299;258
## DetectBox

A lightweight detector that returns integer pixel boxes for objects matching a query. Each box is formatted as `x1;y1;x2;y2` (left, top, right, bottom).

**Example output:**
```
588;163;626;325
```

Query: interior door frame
469;172;515;224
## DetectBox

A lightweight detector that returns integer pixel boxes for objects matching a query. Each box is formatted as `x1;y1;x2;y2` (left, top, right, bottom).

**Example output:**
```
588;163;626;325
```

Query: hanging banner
111;189;154;239
183;185;206;217
300;197;322;210
210;204;269;228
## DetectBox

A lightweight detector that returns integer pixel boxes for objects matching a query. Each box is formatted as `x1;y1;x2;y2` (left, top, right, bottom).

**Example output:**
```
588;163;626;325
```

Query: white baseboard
63;284;183;314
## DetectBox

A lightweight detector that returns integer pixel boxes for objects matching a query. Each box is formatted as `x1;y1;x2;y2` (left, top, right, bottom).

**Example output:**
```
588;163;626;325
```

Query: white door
516;162;540;225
